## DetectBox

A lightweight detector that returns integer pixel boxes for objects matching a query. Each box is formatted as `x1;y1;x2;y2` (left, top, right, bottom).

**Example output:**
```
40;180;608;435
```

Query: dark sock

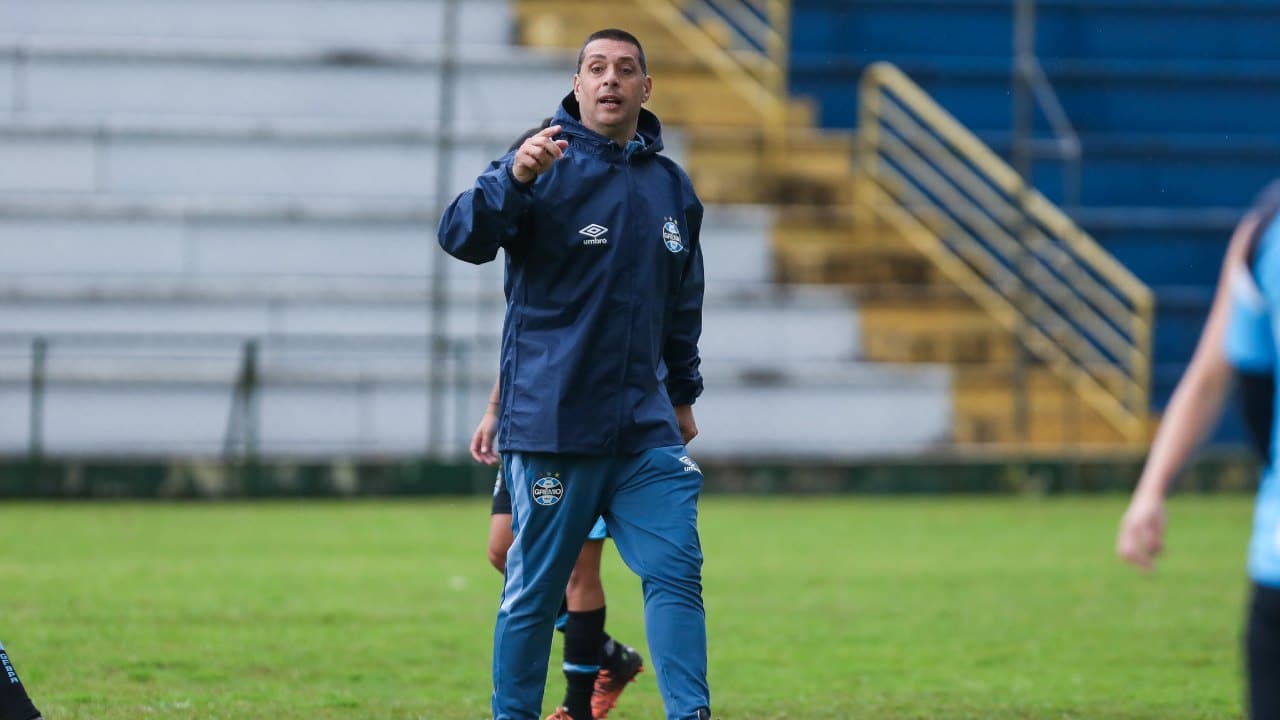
561;607;606;720
0;643;42;720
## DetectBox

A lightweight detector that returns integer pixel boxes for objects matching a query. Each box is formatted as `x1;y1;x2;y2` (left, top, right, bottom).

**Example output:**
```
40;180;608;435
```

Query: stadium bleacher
0;0;511;45
0;0;952;458
788;0;1280;443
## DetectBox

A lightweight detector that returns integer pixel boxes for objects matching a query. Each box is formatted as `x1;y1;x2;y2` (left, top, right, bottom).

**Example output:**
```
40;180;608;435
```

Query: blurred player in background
0;641;43;720
1118;181;1280;719
476;373;643;720
439;27;710;720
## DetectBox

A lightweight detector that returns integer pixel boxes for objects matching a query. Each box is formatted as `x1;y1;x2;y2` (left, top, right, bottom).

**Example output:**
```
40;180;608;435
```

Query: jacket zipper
612;151;636;454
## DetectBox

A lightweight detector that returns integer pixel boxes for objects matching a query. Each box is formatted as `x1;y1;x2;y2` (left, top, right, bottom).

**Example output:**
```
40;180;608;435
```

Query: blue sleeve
1225;264;1276;373
437;154;534;265
664;198;705;406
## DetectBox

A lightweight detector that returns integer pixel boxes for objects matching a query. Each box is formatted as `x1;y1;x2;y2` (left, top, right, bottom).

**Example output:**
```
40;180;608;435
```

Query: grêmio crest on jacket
662;216;685;253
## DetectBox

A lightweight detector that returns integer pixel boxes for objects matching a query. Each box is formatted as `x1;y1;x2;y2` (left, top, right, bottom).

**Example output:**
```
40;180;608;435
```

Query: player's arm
1118;213;1260;570
437;126;566;264
470;375;501;465
664;199;705;444
437;155;530;264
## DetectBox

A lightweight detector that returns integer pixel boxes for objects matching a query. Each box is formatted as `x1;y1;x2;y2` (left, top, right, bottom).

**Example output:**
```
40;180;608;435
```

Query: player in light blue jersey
1228;186;1280;720
1119;181;1280;719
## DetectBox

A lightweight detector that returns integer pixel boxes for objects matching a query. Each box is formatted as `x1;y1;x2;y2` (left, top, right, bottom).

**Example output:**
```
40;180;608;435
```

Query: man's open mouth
599;94;622;108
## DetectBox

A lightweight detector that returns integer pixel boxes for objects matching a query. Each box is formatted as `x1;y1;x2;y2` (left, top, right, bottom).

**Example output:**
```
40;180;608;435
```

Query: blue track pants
492;445;708;720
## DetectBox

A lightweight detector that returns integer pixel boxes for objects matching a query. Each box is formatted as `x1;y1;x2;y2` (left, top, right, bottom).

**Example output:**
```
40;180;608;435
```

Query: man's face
573;38;652;143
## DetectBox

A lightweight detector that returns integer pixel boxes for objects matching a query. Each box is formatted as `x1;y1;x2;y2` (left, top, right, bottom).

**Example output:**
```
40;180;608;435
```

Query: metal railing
639;0;790;154
1012;0;1081;211
223;340;260;461
857;62;1154;444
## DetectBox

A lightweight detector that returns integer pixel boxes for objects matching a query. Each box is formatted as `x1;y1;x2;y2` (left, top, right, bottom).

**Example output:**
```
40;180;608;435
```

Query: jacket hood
553;92;664;157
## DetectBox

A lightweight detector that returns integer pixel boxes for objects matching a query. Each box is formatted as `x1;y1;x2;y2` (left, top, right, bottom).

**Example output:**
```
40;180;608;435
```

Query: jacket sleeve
664;198;705;406
437;154;534;264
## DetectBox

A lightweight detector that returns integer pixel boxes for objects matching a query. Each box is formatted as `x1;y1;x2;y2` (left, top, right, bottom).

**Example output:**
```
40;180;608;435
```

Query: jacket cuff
505;161;535;193
667;380;702;407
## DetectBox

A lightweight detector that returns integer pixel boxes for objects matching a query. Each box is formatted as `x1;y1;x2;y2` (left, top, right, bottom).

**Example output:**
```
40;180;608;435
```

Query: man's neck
585;120;639;146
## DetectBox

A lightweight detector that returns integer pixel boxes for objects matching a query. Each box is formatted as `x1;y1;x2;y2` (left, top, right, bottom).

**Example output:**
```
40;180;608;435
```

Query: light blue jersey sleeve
1239;216;1280;587
1224;263;1276;373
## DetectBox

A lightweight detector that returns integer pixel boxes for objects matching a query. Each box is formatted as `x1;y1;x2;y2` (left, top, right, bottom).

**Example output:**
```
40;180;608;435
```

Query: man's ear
642;75;652;103
573;74;583;101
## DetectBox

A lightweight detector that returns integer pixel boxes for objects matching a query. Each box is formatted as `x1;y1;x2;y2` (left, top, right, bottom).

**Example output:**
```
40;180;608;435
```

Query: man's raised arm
437;125;567;264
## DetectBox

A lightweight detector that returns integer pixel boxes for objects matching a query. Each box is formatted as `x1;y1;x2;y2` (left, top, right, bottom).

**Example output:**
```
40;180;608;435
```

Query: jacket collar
552;93;664;157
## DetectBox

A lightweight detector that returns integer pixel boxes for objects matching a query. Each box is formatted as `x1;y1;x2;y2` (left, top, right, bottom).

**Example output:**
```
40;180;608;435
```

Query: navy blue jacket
438;94;705;455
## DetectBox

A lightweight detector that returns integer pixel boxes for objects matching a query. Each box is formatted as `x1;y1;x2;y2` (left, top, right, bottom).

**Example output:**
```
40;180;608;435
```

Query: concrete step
772;215;945;287
692;362;952;458
0;116;513;199
0;37;572;127
0;336;947;459
0;276;861;364
519;0;695;56
685;127;856;204
946;350;1138;449
0;372;468;458
0;196;769;286
1;0;511;46
856;293;1018;366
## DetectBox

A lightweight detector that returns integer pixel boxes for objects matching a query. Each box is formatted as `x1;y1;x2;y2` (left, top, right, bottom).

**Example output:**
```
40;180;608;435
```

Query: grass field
0;496;1255;719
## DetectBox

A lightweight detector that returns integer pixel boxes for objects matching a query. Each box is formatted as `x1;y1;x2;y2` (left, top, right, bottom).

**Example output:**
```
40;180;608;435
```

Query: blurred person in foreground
1118;181;1280;719
438;27;710;720
475;287;645;720
0;641;43;720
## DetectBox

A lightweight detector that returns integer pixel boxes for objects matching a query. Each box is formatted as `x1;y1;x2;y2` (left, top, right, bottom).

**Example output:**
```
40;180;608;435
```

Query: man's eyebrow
586;53;638;63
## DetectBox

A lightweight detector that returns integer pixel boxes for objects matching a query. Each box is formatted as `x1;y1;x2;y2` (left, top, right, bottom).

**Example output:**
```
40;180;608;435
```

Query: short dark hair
576;28;647;76
508;117;554;152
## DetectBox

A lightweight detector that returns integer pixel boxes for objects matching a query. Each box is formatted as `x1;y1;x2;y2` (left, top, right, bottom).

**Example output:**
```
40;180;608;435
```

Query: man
475;124;645;720
475;373;644;719
1118;180;1280;719
0;641;43;720
439;27;711;720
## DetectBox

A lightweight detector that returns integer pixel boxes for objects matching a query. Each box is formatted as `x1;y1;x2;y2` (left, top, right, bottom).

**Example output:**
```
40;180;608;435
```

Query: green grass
0;496;1254;719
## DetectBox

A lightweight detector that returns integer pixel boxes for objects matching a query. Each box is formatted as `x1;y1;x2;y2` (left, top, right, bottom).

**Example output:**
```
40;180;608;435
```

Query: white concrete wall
0;199;771;287
1;42;574;131
1;0;512;46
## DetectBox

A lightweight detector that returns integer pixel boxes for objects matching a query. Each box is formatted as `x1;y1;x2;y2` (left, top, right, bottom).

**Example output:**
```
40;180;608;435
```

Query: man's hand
674;404;698;445
470;409;500;466
1117;493;1167;571
511;125;568;184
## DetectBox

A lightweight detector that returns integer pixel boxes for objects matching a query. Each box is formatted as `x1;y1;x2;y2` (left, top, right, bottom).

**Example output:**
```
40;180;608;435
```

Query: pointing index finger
536;125;562;138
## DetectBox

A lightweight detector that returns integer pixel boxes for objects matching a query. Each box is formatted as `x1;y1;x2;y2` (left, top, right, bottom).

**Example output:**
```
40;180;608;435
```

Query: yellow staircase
852;63;1154;449
514;1;1155;450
